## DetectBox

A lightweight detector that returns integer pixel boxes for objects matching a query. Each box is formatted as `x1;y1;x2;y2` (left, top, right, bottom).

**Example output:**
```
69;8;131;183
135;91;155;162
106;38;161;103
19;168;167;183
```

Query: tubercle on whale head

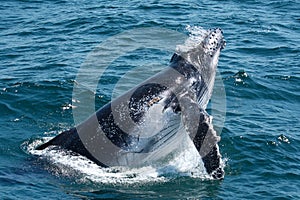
175;27;225;71
203;28;226;57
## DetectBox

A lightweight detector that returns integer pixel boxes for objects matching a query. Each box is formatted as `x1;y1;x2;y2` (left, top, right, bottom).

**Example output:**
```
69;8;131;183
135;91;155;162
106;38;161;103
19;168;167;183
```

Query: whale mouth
204;28;226;57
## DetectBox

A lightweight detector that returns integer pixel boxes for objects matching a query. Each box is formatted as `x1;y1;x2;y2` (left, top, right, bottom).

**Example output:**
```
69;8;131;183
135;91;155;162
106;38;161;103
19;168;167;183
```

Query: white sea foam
176;25;209;54
25;133;212;184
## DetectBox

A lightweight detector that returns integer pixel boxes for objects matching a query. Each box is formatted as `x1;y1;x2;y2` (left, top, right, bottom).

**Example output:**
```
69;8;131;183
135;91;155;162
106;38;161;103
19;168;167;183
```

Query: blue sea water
1;0;300;199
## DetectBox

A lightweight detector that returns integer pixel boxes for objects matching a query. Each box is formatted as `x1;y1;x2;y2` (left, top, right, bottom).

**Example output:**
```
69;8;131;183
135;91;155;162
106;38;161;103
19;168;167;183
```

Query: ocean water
1;0;300;199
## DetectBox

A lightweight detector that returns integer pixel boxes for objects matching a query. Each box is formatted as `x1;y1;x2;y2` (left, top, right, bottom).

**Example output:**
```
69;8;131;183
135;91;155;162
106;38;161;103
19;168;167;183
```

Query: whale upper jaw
176;28;225;74
203;28;226;57
177;28;225;109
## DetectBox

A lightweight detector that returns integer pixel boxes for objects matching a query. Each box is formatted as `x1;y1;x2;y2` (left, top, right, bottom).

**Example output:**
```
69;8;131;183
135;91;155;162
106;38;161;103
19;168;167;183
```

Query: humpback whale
37;28;226;179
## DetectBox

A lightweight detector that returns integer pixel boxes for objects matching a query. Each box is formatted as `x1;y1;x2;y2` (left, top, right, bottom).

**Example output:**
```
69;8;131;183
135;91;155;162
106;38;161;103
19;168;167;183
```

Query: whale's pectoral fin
192;114;224;179
180;95;224;179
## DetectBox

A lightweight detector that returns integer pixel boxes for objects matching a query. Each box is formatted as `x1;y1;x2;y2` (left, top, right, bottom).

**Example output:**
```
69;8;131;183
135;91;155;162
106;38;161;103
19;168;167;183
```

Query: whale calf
37;28;226;179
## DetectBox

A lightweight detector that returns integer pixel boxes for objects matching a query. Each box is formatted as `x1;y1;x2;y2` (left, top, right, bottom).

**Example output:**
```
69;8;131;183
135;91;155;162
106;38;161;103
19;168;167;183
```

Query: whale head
184;28;225;70
177;27;225;78
203;28;226;59
176;27;225;106
200;28;226;85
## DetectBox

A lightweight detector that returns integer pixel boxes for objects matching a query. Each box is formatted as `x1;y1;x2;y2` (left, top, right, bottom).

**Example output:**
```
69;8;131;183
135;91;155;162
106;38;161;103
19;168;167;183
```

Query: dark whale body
37;28;226;179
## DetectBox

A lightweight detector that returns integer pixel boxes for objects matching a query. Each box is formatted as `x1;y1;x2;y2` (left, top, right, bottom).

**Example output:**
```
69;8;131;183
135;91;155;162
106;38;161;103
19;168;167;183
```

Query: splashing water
176;25;209;54
24;132;215;184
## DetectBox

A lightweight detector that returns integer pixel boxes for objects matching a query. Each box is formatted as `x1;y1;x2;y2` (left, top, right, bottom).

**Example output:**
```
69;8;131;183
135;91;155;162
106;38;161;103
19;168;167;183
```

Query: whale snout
204;28;226;56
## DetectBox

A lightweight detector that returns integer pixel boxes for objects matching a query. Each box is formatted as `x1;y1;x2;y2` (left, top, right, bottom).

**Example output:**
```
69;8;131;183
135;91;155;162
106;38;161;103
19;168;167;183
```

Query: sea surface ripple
0;0;299;199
